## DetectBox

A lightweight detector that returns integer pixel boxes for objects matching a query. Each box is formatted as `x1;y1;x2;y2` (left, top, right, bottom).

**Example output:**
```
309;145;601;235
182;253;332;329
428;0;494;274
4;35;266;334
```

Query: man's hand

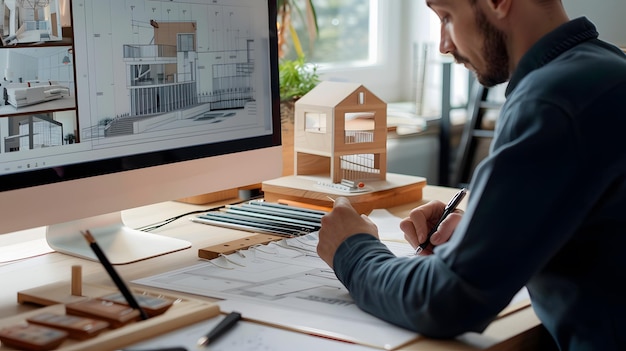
317;197;379;268
400;200;463;255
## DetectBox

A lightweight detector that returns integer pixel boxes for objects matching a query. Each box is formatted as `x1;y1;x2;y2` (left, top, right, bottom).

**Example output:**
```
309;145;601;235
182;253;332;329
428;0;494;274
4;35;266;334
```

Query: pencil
81;230;149;320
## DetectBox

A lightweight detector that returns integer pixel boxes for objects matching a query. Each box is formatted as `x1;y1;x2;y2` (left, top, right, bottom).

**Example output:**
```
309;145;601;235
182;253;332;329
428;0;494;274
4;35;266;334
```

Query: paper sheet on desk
368;208;407;242
125;314;377;351
133;232;419;350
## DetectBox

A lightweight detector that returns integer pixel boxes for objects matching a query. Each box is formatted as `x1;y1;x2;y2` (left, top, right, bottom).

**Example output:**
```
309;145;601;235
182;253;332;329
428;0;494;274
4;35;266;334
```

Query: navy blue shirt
332;17;626;351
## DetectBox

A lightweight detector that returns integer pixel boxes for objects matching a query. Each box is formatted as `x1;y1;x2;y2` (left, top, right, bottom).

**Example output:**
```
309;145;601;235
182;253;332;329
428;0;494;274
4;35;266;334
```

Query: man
317;0;626;350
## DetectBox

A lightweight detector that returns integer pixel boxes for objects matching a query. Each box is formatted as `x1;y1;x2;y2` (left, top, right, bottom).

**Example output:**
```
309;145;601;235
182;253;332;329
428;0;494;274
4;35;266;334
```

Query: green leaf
279;56;320;102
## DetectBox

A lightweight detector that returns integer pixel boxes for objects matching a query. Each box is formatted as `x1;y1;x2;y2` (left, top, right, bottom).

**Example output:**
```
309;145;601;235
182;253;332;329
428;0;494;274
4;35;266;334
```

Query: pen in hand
414;188;467;255
197;311;241;347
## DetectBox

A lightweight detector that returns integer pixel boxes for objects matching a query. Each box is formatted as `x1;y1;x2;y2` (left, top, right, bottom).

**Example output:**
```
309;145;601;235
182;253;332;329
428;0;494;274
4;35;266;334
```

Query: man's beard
454;6;510;87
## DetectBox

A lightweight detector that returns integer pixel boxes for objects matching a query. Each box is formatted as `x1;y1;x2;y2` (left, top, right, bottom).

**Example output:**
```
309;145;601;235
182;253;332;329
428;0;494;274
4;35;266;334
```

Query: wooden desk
0;185;552;350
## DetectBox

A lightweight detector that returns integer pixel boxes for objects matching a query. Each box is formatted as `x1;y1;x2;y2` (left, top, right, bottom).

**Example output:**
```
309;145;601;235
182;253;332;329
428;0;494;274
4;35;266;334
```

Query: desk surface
0;185;549;350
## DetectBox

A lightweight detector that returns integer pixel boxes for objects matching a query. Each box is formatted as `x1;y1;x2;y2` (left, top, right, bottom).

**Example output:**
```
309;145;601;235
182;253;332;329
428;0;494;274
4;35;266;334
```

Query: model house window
344;112;375;144
304;112;327;133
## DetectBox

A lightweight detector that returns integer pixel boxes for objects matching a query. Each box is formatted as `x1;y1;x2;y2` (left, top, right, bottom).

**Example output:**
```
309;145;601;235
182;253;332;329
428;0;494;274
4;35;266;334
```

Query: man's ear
485;0;512;19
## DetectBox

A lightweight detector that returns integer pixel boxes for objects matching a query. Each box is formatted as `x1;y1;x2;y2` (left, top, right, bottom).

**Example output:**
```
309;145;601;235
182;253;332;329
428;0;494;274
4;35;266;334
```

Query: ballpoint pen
415;188;467;255
197;311;242;347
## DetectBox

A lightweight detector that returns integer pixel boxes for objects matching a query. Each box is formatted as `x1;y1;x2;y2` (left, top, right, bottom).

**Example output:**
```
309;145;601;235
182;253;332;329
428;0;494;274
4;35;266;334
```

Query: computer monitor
0;0;282;264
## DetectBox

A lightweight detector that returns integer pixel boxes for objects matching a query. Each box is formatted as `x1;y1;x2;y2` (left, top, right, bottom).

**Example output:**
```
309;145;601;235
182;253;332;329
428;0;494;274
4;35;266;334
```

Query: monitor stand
46;212;191;265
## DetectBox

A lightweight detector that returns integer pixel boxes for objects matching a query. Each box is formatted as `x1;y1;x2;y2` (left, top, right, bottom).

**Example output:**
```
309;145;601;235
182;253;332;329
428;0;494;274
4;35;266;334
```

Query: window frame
315;0;471;110
316;1;403;102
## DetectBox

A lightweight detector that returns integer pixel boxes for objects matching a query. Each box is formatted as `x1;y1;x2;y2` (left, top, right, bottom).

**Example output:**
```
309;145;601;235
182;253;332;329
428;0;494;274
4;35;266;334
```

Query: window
284;0;376;65
312;0;407;102
288;1;469;107
304;112;327;133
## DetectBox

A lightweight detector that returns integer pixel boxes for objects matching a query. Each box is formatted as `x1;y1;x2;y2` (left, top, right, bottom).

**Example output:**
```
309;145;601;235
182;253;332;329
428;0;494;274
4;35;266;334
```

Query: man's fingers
429;211;463;245
333;196;350;207
400;218;419;248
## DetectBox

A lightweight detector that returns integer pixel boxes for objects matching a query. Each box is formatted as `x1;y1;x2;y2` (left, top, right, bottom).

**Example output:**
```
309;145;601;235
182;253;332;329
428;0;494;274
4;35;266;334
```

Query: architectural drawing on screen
80;0;262;140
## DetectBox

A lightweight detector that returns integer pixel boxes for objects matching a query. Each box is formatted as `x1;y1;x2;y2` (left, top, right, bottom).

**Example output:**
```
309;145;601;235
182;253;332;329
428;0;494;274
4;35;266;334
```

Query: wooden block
176;188;239;204
198;234;283;260
176;183;263;205
0;323;68;351
10;285;220;351
262;173;427;214
26;312;110;340
277;199;333;212
71;265;82;297
65;299;141;329
99;293;174;318
18;282;103;307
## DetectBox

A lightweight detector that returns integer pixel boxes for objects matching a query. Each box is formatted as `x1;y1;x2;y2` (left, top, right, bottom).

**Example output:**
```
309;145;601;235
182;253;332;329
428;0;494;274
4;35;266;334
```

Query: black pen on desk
415;188;467;255
80;230;149;320
197;311;242;347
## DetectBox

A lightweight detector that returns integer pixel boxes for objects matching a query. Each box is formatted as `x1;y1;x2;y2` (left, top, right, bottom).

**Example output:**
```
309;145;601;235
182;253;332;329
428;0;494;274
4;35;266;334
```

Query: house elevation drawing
77;0;265;141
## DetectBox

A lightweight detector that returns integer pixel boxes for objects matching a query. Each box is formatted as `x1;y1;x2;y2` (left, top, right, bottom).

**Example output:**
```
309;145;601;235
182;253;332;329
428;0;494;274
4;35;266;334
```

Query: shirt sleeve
332;98;584;338
333;234;495;337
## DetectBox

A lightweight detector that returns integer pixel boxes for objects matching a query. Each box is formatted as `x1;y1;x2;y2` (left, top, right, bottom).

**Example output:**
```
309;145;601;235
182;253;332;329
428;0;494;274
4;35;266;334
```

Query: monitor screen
0;0;282;264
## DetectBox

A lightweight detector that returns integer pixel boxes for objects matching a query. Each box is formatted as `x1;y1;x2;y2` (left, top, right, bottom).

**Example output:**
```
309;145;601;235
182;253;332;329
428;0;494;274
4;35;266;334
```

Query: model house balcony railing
123;44;177;59
345;130;374;144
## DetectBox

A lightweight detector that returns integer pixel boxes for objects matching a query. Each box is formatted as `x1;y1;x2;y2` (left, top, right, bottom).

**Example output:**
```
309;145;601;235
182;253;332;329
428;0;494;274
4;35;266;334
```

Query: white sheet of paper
134;233;419;349
368;208;406;242
125;313;379;351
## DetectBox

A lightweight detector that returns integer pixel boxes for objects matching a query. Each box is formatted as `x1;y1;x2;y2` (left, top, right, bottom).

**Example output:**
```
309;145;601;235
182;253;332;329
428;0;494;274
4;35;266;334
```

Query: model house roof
296;81;385;108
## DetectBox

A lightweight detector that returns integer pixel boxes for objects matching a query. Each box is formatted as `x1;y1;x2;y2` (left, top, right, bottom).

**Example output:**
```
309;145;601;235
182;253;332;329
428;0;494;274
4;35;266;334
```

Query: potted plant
276;1;320;175
278;55;319;175
279;56;320;108
64;133;76;144
276;0;320;112
277;0;318;59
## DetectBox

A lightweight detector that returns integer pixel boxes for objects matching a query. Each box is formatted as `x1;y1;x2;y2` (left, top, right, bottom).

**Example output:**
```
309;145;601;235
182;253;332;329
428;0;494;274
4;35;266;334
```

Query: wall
563;0;626;47
387;127;439;183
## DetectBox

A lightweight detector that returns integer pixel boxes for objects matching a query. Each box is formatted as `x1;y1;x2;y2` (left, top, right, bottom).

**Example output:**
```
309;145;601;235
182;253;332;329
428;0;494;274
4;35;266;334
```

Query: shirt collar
505;17;599;97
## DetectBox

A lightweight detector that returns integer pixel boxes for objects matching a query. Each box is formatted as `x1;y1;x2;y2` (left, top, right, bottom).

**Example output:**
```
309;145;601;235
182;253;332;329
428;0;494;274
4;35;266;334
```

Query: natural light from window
285;1;472;106
284;0;378;66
